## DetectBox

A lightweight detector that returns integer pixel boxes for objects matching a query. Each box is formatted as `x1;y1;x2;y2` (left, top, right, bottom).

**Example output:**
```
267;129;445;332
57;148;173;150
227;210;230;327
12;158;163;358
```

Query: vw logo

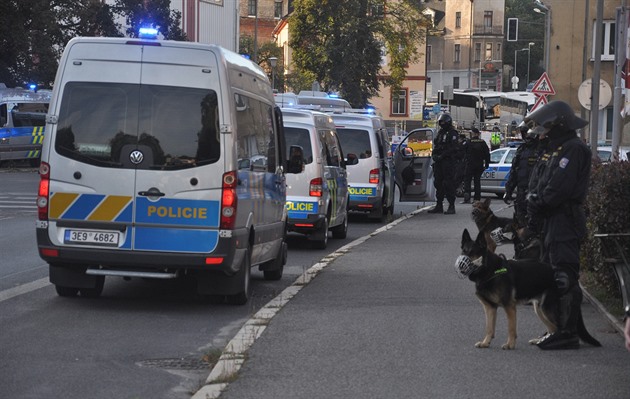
129;150;144;165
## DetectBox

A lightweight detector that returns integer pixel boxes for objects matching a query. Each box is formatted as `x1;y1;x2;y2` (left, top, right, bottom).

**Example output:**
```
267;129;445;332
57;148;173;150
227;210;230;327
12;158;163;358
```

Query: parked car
480;147;517;197
597;146;629;162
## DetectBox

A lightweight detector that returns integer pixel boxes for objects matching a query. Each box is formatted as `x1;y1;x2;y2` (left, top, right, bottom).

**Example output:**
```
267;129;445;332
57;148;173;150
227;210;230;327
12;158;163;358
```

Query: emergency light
138;27;159;39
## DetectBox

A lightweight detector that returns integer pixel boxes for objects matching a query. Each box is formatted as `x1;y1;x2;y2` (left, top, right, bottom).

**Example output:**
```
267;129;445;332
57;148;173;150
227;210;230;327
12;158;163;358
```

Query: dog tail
577;309;602;347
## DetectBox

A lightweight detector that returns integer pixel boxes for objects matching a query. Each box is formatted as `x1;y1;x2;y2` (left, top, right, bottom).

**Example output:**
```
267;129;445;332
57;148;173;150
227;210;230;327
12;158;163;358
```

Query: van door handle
138;188;165;197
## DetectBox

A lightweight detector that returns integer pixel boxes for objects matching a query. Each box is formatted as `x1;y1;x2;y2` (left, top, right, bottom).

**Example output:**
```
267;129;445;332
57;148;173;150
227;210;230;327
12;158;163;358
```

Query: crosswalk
0;192;37;214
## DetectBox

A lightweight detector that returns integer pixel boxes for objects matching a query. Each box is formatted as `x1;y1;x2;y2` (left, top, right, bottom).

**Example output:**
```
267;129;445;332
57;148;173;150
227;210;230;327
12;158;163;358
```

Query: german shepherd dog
471;198;542;260
457;228;602;350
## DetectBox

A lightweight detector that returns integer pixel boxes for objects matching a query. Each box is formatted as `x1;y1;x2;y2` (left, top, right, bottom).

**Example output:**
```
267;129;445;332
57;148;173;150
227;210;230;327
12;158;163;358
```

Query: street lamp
534;0;551;73
269;57;278;92
527;42;534;88
514;48;528;91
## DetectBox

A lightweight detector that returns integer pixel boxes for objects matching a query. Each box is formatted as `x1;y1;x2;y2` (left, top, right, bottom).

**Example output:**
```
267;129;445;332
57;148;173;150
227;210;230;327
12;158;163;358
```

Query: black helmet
438;113;453;129
524;100;587;136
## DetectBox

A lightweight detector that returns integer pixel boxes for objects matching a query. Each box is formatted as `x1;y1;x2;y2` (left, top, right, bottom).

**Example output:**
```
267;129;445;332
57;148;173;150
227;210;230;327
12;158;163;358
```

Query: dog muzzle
490;227;513;245
455;255;483;279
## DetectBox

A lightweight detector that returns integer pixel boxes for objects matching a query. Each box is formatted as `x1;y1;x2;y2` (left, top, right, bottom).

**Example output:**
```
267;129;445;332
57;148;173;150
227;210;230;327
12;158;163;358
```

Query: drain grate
138;357;212;371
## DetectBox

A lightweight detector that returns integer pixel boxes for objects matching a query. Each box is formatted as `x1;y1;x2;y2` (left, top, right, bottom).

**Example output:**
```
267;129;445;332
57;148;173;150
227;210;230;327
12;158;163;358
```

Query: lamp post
269;57;278;92
527;42;534;88
534;0;551;73
514;49;528;91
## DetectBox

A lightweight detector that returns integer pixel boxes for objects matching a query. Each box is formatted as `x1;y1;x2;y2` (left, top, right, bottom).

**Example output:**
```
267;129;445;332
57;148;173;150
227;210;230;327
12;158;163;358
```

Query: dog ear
483;198;491;207
476;229;487;247
462;229;471;246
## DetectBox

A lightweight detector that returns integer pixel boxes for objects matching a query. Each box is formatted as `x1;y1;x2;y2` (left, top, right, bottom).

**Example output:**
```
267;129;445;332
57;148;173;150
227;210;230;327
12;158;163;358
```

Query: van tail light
37;162;50;221
369;168;380;184
220;171;238;229
309;177;323;197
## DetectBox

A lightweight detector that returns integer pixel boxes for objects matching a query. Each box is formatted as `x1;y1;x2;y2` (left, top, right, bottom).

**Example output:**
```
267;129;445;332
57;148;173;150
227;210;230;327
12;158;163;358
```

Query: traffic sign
531;72;556;96
529;94;549;113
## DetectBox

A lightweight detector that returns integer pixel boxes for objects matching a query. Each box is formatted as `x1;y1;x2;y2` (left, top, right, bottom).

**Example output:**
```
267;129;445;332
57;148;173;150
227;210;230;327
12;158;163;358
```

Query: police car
597;146;629;162
480;147;517;196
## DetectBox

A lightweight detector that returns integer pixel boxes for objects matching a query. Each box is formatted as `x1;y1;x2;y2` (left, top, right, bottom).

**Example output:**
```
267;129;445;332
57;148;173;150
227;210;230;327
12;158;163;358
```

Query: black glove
526;193;543;215
503;191;512;205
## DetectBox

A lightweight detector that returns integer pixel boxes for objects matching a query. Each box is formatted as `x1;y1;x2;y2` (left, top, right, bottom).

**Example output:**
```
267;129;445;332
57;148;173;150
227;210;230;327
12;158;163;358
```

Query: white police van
36;30;287;304
282;108;349;249
331;112;394;221
0;86;51;166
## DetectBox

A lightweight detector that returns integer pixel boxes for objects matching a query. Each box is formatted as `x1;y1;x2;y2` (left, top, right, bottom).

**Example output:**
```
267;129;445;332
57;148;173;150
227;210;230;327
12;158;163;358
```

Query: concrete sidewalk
193;205;630;399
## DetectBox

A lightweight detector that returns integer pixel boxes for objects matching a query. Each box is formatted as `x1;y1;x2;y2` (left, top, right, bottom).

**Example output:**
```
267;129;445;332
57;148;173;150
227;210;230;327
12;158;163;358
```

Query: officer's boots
444;202;456;215
537;282;581;350
427;202;444;213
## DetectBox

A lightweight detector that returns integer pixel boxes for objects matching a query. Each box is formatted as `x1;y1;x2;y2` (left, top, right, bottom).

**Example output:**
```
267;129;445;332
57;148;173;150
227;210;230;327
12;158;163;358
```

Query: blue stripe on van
62;194;106;220
134;227;219;252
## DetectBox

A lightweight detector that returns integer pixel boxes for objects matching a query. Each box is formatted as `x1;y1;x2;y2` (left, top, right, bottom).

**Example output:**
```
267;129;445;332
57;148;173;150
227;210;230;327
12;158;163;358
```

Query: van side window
55;82;220;169
336;128;371;160
234;93;275;172
320;129;342;167
284;127;313;165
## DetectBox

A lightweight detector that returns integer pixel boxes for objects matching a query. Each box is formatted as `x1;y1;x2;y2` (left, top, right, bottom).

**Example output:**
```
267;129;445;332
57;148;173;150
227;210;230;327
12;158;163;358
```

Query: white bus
499;91;536;130
439;89;503;129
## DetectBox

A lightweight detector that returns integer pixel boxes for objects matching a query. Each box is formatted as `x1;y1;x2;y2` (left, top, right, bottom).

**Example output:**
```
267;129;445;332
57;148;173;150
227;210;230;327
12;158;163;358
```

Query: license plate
64;229;120;246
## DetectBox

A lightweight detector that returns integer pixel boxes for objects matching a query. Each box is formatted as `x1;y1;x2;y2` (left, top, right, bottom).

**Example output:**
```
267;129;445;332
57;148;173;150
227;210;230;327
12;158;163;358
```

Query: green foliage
289;0;428;108
582;161;630;302
239;36;285;91
114;0;186;40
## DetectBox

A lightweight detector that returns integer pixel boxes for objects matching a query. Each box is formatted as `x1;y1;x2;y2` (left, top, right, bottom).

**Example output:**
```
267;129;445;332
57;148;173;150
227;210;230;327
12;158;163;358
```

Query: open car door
393;128;436;202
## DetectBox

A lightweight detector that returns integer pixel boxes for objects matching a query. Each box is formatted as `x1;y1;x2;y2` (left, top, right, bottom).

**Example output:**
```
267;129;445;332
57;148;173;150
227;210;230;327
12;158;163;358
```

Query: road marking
0;278;50;303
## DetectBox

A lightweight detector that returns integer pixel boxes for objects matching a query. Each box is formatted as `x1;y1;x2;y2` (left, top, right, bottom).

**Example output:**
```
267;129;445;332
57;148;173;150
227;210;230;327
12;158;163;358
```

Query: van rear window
335;128;372;160
55;82;220;170
284;127;314;164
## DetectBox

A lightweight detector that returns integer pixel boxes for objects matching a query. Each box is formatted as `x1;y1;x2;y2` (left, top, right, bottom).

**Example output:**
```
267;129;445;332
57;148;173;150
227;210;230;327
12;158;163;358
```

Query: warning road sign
529;94;549;113
531;72;556;96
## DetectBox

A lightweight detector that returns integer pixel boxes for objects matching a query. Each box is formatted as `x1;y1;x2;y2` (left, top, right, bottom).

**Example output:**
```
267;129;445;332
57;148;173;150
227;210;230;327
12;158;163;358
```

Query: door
393;128;436;202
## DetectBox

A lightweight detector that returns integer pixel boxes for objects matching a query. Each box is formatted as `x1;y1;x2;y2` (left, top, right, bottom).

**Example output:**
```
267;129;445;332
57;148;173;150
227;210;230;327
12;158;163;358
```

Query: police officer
461;128;490;203
503;121;540;227
490;129;501;150
525;100;591;350
428;113;460;214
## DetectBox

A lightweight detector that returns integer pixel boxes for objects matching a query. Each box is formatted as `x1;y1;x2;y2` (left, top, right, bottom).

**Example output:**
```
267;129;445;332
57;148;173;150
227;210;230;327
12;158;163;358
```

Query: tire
55;285;79;297
263;242;286;281
311;218;328;249
79;276;105;298
368;198;385;222
331;213;348;239
226;250;251;305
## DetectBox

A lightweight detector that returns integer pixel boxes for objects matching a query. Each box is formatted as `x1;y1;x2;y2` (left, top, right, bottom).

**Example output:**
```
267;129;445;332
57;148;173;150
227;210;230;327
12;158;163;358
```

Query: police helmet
524;100;587;137
517;120;534;140
438;113;453;129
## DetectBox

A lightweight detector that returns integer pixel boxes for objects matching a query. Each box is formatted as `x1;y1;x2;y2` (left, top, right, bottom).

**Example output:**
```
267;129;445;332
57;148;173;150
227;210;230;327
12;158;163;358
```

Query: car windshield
490;149;507;163
335;128;372;159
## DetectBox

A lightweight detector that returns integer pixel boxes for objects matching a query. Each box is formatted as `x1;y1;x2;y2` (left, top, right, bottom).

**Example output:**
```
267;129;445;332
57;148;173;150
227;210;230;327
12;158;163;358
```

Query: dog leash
494;203;515;213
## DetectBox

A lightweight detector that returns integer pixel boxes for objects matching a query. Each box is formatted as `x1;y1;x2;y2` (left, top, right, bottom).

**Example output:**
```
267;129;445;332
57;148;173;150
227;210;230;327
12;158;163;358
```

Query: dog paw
501;343;516;350
475;341;490;348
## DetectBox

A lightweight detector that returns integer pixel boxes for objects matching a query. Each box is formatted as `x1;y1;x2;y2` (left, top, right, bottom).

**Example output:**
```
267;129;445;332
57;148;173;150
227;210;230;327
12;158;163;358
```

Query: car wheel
55;285;79;297
79;276;105;298
226;249;252;305
331;213;348;239
263;242;286;281
311;218;328;249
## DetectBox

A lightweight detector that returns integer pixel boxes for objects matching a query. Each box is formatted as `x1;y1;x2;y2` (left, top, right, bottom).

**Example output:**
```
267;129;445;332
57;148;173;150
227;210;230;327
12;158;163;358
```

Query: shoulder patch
559;157;570;169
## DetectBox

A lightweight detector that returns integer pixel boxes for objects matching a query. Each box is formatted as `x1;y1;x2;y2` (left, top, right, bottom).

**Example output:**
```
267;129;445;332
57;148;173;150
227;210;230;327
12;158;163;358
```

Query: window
453;77;460;89
485;43;493;61
496;43;501;59
454;44;461;63
247;0;256;16
274;1;282;19
426;45;432;65
455;12;461;28
391;89;407;116
593;20;616;61
484;11;493;28
474;43;481;62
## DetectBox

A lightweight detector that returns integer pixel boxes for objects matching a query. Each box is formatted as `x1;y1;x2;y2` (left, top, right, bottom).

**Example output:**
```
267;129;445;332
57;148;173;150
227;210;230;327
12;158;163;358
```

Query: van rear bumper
36;227;246;275
286;213;326;234
348;196;382;212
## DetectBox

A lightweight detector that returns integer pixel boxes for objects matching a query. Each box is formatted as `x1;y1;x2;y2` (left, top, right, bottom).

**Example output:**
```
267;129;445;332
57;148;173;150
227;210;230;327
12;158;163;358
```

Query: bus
499;91;536;132
438;89;503;129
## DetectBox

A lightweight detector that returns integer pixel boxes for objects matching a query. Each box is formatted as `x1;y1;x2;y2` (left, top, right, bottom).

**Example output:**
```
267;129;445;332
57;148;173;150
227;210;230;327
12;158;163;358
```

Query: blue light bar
139;27;159;39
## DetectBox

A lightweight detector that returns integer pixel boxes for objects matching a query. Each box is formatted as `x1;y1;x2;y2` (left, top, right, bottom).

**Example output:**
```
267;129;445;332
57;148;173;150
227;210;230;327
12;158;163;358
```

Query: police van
282;108;348;249
330;112;394;221
36;31;287;304
0;86;51;166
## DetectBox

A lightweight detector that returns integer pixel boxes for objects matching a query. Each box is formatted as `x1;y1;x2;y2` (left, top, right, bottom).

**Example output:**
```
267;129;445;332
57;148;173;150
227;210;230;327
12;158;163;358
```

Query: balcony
473;25;503;36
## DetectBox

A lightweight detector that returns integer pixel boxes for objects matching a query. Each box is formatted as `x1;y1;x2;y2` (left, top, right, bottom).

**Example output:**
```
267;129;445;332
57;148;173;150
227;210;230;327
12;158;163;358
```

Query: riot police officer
525;100;591;350
428;113;460;214
461;128;490;203
503;121;540;227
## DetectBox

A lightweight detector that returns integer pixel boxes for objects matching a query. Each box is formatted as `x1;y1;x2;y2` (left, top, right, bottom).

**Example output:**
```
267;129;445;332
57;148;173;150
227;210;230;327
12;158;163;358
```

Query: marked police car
282;108;349;249
0;86;51;166
36;30;287;305
480;147;517;196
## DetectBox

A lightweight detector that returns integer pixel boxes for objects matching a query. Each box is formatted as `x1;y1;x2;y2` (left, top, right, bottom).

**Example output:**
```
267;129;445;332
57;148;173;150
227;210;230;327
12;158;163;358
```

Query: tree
114;0;186;40
288;0;428;107
240;35;285;91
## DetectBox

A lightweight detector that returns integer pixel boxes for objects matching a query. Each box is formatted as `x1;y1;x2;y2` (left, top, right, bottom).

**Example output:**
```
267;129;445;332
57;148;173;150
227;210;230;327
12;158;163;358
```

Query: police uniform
525;100;591;350
505;137;540;227
428;113;460;214
462;130;490;202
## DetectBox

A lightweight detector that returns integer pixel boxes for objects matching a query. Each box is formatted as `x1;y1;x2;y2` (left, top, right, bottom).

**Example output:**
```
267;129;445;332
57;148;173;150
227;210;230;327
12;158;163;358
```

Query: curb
191;206;430;399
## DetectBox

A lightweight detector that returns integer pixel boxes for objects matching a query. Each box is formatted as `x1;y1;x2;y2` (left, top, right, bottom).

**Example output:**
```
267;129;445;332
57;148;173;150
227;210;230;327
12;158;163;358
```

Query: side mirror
403;147;414;157
345;153;358;165
287;145;305;174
